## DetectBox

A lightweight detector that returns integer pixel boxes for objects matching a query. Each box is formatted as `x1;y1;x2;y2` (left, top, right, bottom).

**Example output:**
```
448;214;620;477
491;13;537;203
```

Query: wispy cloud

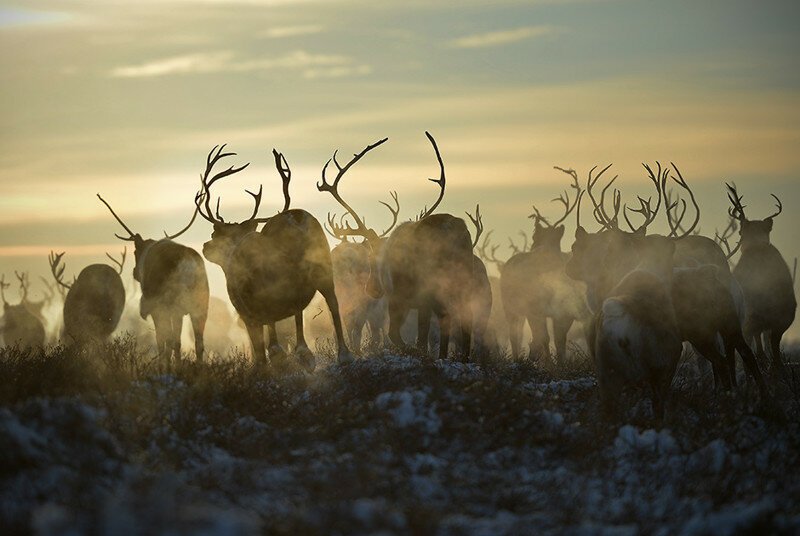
0;7;70;27
109;50;355;78
449;25;558;49
258;24;324;39
303;64;371;79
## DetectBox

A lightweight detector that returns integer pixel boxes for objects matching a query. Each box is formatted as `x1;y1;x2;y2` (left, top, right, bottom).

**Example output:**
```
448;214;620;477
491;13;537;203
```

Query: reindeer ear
244;220;259;233
555;225;565;241
534;220;543;233
765;218;774;232
575;226;587;240
634;226;647;237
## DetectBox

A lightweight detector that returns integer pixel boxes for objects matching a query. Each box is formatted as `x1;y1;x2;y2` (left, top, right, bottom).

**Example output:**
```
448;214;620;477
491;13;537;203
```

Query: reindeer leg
294;312;316;372
768;329;788;377
388;298;409;351
319;284;353;364
171;313;182;362
417;304;432;355
152;311;171;366
552;316;574;366
732;331;768;396
244;320;267;366
191;310;206;362
507;314;523;359
437;311;451;360
693;338;731;391
528;315;549;363
266;322;288;367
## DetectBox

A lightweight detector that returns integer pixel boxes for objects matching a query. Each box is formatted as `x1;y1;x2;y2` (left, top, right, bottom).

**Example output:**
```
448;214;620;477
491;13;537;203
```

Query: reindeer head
726;183;781;250
194;145;294;268
98;190;198;282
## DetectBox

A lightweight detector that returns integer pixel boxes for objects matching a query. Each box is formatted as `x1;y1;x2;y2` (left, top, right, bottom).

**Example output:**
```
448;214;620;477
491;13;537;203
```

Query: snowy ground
1;342;799;535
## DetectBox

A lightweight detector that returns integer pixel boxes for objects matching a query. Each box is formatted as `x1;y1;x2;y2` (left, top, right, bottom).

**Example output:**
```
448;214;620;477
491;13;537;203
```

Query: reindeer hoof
268;345;288;368
296;344;316;372
337;349;355;365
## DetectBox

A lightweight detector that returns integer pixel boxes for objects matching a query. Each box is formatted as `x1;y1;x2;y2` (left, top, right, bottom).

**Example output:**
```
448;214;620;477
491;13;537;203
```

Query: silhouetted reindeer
197;144;352;369
97;194;209;362
48;250;126;346
326;192;399;350
0;273;46;348
595;234;683;420
727;184;796;375
321;133;475;359
567;164;767;395
501;167;590;362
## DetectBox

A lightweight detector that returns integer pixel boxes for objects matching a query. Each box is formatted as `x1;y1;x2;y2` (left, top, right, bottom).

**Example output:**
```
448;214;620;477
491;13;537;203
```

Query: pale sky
1;0;799;307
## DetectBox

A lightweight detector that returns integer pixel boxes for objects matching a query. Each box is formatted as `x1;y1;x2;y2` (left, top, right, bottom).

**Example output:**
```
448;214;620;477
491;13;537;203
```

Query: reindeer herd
0;133;796;419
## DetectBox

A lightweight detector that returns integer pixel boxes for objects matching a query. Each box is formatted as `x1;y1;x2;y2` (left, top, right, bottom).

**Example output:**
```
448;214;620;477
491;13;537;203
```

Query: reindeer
97;194;208;362
595;233;683;420
476;232;510;350
727;184;796;375
47;250;126;346
320;132;475;359
196;145;352;368
500;167;590;362
465;205;492;356
326;192;399;351
567;164;768;395
0;273;46;348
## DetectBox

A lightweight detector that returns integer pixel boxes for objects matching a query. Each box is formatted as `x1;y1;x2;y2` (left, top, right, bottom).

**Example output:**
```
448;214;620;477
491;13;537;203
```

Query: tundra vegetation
1;137;798;534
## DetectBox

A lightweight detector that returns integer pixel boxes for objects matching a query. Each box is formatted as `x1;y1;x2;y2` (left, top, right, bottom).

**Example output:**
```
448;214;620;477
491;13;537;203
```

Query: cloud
0;7;70;27
258;24;324;39
109;50;355;78
303;64;371;79
449;25;558;49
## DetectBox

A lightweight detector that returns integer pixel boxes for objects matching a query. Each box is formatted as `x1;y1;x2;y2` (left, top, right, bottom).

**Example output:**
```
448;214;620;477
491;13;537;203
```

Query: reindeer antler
582;164;619;230
194;144;255;225
317;138;390;242
272;149;292;213
48;251;73;291
97;194;139;241
465;204;483;248
418;131;446;220
14;271;29;302
715;216;741;260
623;162;667;233
664;163;700;238
0;274;9;305
106;247;127;275
477;231;506;270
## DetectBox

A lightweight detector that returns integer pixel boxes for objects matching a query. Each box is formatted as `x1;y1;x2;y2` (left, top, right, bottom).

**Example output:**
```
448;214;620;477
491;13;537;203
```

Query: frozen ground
1;343;799;535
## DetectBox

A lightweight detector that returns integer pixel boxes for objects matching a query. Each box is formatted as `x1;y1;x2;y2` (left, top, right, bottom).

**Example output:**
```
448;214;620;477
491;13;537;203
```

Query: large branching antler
194;144;257;225
272;149;292;213
664;163;700;238
418;131;446;220
726;182;746;222
97;194;138;241
583;164;619;230
465;204;483;248
531;167;585;229
106;247;127;275
48;251;73;291
14;271;29;302
477;231;506;270
317;137;390;241
714;216;741;260
0;274;9;305
623;162;667;233
508;230;530;256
